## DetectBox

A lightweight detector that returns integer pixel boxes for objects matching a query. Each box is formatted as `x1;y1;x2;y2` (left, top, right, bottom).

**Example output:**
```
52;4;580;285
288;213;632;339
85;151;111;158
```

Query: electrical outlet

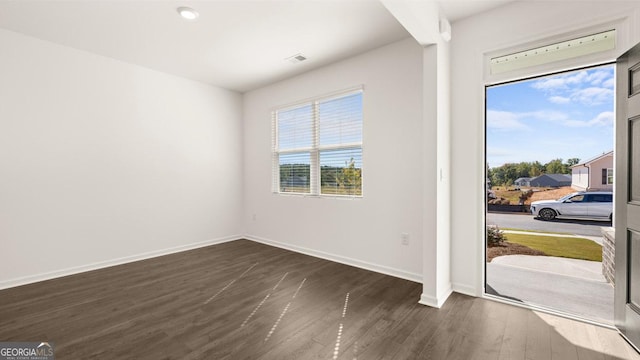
401;233;409;246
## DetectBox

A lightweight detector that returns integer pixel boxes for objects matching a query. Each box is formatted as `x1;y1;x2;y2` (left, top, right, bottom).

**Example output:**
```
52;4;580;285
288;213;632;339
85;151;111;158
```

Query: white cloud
532;70;588;91
486;110;531;131
570;87;613;106
587;70;611;86
527;110;570;123
489;109;613;129
532;77;571;91
589;111;614;126
548;96;570;104
532;68;614;105
561;111;614;128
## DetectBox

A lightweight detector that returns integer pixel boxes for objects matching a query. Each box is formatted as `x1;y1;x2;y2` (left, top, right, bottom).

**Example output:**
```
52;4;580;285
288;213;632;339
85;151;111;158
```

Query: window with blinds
272;89;363;197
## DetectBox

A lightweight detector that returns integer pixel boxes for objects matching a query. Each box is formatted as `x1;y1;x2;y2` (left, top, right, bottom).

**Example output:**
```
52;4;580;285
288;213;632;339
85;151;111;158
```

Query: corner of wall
419;284;453;308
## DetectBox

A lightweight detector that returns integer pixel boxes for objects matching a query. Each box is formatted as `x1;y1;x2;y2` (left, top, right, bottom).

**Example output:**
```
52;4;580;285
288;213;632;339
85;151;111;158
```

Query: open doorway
485;64;615;324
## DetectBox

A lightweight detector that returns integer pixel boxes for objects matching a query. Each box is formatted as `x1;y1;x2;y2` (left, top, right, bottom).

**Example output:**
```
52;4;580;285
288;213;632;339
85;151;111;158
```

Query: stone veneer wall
601;227;615;285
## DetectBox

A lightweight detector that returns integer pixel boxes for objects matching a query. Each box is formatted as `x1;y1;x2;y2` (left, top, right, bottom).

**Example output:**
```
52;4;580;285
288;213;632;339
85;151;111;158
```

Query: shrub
487;225;506;246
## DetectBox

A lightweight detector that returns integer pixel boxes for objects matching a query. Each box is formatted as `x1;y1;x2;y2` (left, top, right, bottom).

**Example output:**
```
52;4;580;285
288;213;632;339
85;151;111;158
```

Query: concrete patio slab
487;255;614;324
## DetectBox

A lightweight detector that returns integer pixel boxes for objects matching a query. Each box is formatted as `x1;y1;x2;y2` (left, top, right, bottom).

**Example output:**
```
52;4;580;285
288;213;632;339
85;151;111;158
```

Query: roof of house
571;150;613;167
530;174;571;183
545;173;572;182
514;177;532;182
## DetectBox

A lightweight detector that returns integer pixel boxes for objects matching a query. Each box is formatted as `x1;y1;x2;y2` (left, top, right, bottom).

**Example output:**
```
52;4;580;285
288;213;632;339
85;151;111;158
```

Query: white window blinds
272;89;363;197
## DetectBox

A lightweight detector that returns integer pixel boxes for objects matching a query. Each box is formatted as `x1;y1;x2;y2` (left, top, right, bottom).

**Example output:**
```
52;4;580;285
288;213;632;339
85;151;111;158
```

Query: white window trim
272;87;364;198
483;16;629;86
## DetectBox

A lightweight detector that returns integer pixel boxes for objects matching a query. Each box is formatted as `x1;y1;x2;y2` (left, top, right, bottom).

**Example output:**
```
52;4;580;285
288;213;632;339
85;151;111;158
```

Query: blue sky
486;64;614;168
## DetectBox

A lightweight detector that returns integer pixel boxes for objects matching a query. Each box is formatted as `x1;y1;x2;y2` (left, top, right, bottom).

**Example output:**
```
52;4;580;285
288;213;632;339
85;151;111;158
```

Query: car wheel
539;208;556;221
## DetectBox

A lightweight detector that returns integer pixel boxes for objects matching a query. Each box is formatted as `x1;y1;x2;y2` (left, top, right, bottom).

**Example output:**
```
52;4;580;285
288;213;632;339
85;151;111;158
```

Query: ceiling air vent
286;53;307;64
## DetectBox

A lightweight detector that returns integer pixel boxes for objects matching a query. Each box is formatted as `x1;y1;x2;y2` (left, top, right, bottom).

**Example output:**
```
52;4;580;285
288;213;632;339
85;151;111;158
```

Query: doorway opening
485;63;615;325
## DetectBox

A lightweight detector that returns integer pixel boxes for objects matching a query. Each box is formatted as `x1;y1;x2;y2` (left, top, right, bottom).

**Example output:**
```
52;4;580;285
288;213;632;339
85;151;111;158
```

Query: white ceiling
0;1;515;93
439;0;517;23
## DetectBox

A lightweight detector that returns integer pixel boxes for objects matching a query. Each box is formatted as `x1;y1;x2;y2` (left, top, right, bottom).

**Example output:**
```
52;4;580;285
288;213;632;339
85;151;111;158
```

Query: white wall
572;167;589;191
0;29;244;288
450;1;640;296
243;38;425;281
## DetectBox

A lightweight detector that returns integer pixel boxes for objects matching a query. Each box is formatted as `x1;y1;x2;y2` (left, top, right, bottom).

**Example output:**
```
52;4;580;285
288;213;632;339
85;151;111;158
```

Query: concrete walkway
487;255;614;324
492;255;604;281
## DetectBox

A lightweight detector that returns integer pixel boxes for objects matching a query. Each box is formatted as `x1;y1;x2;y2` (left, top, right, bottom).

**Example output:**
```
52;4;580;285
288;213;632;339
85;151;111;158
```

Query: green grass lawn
504;233;602;262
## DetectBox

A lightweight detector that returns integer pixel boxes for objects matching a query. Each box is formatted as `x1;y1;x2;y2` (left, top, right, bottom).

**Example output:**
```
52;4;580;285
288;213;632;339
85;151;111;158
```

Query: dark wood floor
1;239;638;359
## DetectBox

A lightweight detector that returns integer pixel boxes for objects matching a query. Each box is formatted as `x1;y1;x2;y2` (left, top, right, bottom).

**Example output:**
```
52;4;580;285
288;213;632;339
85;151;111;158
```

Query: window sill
273;192;362;200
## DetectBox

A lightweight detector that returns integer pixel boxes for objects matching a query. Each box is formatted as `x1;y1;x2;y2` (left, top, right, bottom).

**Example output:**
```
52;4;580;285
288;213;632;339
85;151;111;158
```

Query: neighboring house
514;177;531;187
529;174;572;188
571;151;614;191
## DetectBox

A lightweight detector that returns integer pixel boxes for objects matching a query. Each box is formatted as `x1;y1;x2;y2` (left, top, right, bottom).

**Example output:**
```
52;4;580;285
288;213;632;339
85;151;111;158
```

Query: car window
559;193;575;201
569;195;585;202
591;194;613;202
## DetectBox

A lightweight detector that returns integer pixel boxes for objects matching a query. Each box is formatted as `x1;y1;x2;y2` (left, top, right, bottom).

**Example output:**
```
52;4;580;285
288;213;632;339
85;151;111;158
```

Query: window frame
602;168;614;185
272;87;364;198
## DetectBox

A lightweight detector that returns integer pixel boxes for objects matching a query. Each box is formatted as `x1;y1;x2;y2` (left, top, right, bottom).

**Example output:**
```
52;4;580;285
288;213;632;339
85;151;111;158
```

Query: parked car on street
530;191;613;221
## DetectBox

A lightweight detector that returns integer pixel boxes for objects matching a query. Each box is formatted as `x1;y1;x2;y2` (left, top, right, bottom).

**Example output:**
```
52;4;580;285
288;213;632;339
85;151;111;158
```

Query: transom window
272;89;363;197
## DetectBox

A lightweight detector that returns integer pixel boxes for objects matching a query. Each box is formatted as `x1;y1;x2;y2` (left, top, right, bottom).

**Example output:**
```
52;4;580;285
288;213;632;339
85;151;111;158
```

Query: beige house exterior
571;151;613;191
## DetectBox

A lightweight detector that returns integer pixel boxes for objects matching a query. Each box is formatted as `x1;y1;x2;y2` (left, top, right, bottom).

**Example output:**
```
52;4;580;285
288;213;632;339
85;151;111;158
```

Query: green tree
487;164;494;187
545;158;567;174
339;157;362;195
515;162;532;179
566;158;580;167
490;163;519;186
529;161;544;177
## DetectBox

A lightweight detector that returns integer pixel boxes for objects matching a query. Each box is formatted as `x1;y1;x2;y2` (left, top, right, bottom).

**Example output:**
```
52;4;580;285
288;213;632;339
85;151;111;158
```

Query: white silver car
530;191;613;221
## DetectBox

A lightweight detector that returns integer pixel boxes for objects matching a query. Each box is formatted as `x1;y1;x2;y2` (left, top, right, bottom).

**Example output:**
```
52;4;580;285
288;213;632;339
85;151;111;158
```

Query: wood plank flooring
0;239;638;359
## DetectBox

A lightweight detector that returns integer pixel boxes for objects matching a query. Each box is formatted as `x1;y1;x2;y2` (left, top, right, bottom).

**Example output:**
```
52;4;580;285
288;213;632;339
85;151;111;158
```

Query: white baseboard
419;285;453;308
244;234;422;283
0;234;241;290
452;282;479;297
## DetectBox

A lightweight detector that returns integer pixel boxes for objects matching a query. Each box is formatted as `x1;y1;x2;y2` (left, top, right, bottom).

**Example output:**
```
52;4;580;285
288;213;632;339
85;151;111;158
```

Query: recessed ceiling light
177;7;199;21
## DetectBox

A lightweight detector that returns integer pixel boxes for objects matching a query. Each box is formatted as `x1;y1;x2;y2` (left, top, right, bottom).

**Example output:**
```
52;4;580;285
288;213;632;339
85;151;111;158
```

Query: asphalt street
486;212;610;237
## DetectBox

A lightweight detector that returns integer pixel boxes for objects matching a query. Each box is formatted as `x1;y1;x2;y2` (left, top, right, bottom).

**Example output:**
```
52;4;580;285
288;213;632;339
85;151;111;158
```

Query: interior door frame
483;62;616;326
